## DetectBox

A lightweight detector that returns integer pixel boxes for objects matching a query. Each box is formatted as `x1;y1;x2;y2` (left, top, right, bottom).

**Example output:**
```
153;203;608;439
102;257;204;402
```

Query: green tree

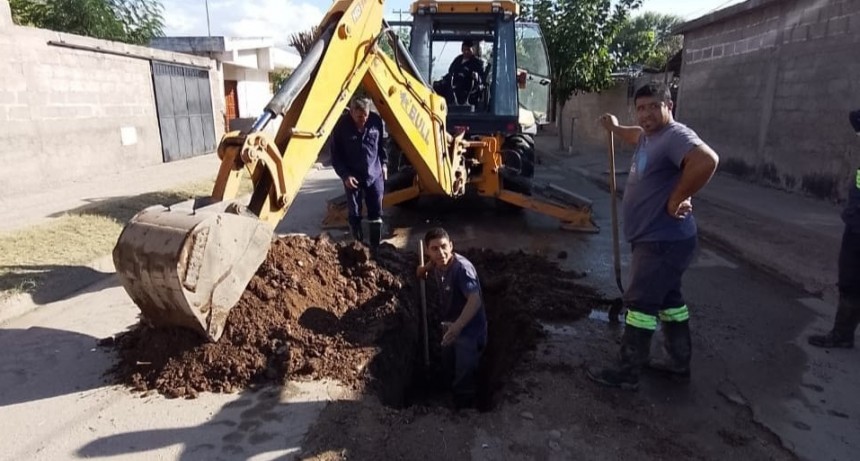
378;25;411;59
269;68;292;93
612;12;684;70
524;0;643;125
10;0;164;45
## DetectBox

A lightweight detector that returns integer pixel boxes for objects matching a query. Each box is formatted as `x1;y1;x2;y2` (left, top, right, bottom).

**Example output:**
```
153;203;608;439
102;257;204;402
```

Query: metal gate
152;62;217;162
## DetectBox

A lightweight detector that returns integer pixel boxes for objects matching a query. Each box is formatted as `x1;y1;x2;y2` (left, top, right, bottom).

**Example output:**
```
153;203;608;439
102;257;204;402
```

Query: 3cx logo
351;0;366;23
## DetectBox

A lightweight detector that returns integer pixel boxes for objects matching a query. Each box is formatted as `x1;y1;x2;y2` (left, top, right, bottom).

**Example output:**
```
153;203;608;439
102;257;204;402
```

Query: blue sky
161;0;745;46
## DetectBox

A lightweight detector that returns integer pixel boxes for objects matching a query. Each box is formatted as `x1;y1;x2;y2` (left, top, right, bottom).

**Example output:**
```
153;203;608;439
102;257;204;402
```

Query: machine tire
502;135;535;179
384;143;419;208
496;134;536;213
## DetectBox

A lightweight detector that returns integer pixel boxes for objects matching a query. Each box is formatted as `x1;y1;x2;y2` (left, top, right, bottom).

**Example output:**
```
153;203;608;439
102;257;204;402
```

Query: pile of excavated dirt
108;235;611;407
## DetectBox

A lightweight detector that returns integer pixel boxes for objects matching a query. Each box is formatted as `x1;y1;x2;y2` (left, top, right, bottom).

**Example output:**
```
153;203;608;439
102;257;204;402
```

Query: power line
392;9;410;22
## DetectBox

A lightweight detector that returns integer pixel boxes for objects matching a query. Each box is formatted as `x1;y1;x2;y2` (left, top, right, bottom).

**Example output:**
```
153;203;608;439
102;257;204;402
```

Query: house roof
150;36;275;53
271;47;301;69
673;0;786;34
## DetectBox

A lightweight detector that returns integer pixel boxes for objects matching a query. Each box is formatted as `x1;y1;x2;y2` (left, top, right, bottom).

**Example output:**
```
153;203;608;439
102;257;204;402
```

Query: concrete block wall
0;14;219;197
677;0;860;201
558;84;636;155
556;73;674;155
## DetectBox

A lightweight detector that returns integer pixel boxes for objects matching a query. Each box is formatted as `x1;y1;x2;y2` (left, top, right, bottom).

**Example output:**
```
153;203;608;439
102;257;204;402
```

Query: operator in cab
330;96;388;252
435;40;486;105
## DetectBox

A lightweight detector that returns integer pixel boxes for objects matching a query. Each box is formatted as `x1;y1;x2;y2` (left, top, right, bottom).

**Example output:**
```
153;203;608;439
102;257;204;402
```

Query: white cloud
161;0;325;43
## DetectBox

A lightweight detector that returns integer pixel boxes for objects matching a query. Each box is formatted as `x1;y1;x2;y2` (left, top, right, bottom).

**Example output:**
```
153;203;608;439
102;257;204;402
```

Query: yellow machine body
113;0;596;341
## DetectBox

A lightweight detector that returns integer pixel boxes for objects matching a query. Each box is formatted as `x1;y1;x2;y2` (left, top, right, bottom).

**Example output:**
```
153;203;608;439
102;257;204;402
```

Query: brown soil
108;235;609;405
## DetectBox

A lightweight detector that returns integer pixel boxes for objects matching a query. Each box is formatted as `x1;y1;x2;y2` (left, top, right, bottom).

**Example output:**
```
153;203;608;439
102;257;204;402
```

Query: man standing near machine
588;82;719;390
331;97;388;250
807;109;860;348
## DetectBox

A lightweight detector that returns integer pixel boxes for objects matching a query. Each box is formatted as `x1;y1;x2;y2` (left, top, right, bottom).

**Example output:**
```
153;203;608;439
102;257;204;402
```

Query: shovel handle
418;242;430;367
607;131;624;295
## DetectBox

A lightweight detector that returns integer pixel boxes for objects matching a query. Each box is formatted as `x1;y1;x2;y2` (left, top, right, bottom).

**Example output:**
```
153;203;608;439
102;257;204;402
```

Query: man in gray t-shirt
587;82;720;391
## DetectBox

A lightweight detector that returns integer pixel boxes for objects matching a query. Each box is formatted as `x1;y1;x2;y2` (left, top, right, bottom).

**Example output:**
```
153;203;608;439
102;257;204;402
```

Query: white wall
233;49;260;70
224;65;272;118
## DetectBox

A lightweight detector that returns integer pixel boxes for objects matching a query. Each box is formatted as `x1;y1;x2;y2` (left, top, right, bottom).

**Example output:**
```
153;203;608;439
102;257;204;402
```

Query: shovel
607;131;625;323
418;241;430;369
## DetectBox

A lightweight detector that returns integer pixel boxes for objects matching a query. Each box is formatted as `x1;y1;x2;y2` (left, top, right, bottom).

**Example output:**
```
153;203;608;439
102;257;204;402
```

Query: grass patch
0;176;254;300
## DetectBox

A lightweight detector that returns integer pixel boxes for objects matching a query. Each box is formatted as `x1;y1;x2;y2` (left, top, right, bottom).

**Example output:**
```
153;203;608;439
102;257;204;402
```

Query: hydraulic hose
250;21;337;133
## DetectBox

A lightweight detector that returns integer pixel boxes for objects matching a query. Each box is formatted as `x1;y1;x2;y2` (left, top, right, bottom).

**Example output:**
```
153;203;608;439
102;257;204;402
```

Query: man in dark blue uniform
331;97;387;250
417;227;488;409
807;110;860;348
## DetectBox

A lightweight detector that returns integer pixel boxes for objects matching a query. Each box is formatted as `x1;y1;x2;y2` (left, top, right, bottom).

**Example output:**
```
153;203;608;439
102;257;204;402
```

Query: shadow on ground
47;190;204;222
2;189;212;307
0;265;118;305
0;326;111;407
76;386;352;461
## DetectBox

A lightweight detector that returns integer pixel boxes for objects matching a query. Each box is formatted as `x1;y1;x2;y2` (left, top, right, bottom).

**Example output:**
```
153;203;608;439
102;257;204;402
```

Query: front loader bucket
113;206;273;342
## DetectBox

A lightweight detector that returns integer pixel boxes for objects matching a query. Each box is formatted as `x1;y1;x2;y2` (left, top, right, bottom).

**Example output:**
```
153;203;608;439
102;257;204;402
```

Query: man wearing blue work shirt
587;82;720;390
331;97;388;250
417;227;488;409
806;109;860;348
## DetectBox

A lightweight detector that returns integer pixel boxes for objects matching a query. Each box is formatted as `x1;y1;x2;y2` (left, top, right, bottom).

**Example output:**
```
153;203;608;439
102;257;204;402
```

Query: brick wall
0;12;221;197
677;0;860;201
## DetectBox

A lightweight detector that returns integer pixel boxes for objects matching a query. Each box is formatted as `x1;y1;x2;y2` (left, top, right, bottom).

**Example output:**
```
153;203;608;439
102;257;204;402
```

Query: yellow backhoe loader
113;0;597;342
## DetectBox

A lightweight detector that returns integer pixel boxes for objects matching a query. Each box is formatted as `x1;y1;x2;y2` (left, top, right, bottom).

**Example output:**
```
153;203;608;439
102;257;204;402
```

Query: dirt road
1;161;858;460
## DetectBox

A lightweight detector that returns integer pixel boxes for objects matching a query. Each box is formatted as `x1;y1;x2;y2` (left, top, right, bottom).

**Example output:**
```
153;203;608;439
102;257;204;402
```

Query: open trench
108;235;612;409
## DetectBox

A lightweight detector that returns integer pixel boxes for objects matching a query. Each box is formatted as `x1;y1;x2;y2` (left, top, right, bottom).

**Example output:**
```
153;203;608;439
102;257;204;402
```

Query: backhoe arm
212;0;464;227
111;0;469;342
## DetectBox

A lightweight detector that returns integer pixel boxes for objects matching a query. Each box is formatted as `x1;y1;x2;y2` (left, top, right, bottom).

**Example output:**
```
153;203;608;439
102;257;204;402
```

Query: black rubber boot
367;219;383;254
587;326;654;391
808;331;854;349
348;216;363;242
647;321;692;381
808;294;859;349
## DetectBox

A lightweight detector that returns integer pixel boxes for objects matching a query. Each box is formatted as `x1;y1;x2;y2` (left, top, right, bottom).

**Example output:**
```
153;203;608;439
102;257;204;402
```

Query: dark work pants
838;229;860;296
443;333;486;405
346;176;384;230
623;237;698;330
834;229;860;336
624;237;696;316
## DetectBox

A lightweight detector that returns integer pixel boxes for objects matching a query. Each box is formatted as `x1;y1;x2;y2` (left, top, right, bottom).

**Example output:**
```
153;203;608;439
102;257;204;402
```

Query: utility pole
205;0;211;37
393;9;409;22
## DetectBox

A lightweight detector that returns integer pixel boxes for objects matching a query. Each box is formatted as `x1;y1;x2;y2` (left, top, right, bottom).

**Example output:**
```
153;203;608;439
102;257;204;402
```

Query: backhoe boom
112;0;597;342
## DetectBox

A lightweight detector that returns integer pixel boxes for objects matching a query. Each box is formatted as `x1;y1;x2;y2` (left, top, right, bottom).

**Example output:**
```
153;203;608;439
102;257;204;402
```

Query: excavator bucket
112;205;273;342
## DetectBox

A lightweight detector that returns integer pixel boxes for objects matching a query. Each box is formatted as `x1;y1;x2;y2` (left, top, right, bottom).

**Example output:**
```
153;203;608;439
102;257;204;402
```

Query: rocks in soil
109;235;611;406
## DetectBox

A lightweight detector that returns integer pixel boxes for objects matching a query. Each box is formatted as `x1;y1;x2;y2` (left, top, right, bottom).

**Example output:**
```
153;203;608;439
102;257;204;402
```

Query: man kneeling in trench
417;227;488;409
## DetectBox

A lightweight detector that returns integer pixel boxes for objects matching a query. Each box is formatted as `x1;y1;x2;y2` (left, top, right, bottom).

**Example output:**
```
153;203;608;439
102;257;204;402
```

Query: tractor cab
405;0;552;136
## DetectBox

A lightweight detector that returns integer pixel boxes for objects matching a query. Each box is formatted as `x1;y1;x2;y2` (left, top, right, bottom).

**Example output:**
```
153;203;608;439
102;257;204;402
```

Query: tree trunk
557;100;566;151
